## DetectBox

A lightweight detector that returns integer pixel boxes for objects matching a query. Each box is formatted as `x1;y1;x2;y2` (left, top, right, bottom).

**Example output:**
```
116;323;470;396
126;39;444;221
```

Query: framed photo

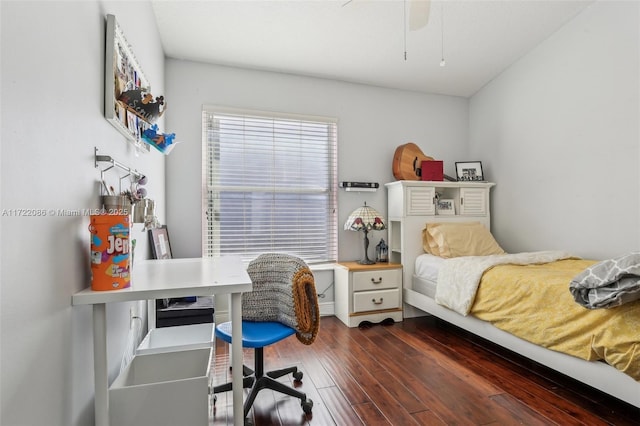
455;161;484;182
104;14;150;152
148;226;172;259
437;199;455;215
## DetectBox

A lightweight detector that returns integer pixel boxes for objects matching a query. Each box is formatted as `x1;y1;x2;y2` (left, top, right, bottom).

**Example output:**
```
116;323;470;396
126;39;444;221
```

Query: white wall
1;0;635;424
1;2;165;425
470;0;639;259
164;60;469;265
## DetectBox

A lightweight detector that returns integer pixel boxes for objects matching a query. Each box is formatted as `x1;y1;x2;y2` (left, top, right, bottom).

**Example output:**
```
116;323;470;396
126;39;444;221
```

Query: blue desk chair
213;253;319;424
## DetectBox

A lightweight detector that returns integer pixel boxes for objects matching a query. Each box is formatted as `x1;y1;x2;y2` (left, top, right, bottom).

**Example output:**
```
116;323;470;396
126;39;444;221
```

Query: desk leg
93;303;109;426
230;292;243;426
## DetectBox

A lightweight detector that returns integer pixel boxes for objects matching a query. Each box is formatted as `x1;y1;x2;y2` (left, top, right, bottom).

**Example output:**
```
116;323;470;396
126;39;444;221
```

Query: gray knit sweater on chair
243;253;320;345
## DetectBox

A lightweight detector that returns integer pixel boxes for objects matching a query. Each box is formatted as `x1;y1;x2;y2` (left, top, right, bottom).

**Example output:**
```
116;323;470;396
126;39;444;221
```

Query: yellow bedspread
470;258;640;380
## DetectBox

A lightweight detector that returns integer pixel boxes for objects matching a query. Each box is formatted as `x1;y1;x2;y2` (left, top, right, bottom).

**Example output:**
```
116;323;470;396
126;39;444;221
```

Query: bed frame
385;180;640;408
404;286;640;408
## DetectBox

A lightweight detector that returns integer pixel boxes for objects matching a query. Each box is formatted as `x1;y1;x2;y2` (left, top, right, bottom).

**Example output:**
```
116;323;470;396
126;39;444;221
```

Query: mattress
412;254;443;299
412;254;640;380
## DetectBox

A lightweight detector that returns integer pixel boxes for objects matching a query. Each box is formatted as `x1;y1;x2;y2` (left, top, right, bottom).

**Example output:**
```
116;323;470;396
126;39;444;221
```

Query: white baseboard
402;303;428;318
319;301;334;317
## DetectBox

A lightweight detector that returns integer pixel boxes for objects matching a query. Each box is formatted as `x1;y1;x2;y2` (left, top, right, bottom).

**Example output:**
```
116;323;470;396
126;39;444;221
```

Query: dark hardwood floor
210;316;639;425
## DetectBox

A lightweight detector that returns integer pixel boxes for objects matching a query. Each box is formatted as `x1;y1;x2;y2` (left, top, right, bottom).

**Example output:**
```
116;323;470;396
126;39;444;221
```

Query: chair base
242;372;313;418
212;347;313;420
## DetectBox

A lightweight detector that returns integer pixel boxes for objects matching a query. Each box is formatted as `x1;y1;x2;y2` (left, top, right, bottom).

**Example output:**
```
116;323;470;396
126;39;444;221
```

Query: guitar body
392;143;434;180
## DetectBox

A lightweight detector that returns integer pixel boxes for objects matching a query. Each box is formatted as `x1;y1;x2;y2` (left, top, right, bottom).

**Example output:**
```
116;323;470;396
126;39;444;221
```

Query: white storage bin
137;323;214;355
109;348;212;426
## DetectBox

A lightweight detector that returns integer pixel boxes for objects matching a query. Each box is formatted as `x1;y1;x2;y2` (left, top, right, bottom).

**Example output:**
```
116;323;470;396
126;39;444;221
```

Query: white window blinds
202;106;338;264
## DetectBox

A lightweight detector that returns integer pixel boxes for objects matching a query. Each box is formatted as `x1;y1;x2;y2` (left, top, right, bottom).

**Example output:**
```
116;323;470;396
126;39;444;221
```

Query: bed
397;218;640;408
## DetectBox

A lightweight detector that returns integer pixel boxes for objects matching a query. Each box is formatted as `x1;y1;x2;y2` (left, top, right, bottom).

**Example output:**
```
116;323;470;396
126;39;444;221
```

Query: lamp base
358;229;376;265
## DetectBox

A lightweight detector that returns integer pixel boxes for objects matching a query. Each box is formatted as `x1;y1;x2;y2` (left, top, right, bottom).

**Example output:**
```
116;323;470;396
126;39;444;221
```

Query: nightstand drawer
352;269;401;291
353;289;400;313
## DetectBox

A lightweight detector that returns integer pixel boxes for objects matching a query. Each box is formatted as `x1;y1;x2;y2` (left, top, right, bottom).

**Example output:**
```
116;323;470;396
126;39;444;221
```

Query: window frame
201;105;338;264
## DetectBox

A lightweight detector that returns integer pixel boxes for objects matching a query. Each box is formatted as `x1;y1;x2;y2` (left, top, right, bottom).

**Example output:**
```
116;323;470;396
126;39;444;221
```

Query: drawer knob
372;297;384;305
371;277;383;284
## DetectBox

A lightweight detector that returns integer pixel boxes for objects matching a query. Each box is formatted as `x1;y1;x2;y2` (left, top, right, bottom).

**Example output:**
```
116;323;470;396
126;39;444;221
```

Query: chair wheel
301;397;313;414
293;370;303;381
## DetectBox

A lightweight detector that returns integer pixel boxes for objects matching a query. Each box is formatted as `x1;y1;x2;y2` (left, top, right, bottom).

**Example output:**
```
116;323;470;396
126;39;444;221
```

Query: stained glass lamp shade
344;202;386;265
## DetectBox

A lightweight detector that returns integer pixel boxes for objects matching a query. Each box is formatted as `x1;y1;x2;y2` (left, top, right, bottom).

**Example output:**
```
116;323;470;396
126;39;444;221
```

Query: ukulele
392;143;434;180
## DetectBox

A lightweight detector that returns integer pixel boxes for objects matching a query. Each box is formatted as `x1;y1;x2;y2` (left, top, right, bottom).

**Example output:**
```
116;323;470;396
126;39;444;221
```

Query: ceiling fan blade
409;0;431;31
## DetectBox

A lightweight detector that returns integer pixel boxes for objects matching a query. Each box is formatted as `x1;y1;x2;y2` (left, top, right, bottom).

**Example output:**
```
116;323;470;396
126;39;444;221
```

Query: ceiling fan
342;0;431;31
408;0;431;31
343;0;433;60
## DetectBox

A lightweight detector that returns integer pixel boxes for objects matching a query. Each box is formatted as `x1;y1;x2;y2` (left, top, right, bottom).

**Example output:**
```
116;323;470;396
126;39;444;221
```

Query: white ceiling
151;0;595;97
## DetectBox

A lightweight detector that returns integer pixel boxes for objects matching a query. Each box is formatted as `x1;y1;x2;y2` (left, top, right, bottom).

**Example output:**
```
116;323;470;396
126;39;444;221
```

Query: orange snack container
89;214;131;291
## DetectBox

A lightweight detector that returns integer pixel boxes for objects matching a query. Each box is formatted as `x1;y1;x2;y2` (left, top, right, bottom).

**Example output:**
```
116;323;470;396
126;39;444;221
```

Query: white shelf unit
137;322;214;355
110;348;213;426
385;180;496;296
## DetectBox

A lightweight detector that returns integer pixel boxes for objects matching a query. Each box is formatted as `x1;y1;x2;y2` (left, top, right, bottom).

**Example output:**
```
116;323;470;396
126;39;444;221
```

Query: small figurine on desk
376;238;388;263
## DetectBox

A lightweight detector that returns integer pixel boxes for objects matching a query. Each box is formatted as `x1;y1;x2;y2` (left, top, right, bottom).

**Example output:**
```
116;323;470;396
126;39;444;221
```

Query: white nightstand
334;262;403;327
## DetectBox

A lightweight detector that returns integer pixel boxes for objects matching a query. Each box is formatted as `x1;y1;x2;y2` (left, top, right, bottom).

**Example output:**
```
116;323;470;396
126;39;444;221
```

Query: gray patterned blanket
570;252;640;309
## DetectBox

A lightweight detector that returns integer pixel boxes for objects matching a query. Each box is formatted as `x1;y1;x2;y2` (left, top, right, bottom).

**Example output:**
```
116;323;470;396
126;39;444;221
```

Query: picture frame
437;199;455;215
104;14;150;152
148;225;172;259
455;161;484;182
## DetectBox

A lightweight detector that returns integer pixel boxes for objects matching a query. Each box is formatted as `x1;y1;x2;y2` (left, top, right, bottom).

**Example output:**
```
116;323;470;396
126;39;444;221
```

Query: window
202;106;338;264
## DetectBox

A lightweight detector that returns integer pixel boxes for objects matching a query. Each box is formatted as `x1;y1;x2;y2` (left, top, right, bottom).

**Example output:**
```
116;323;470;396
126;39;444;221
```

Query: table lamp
344;202;386;264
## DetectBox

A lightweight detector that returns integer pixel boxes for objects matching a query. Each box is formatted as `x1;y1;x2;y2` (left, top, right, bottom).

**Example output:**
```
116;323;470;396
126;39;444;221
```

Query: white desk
72;256;252;426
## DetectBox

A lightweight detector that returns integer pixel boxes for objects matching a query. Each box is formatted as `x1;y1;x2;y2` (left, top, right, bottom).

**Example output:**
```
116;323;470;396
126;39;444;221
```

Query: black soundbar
339;182;380;189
